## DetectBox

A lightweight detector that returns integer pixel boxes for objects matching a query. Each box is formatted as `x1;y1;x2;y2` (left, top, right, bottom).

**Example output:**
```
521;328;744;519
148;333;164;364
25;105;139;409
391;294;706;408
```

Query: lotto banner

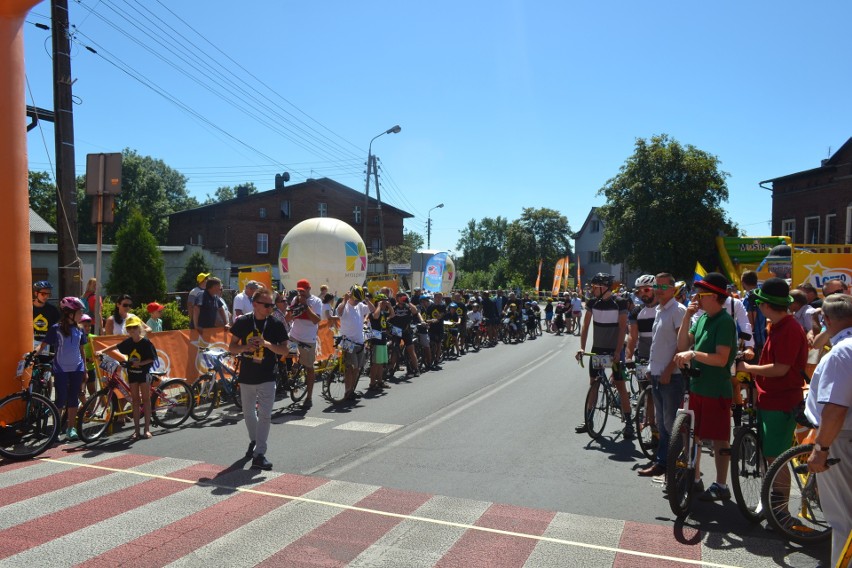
551;258;565;297
89;321;337;381
792;252;852;294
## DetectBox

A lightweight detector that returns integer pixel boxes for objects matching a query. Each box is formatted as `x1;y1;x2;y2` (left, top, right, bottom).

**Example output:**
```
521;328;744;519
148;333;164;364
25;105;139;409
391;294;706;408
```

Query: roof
760;137;852;186
573;207;600;239
29;208;56;234
170;177;414;219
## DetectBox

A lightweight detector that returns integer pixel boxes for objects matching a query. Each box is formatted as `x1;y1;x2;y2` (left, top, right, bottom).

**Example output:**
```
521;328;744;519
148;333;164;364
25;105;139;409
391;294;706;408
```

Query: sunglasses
696;292;716;298
120;303;132;308
637;287;653;293
652;284;672;290
256;302;275;308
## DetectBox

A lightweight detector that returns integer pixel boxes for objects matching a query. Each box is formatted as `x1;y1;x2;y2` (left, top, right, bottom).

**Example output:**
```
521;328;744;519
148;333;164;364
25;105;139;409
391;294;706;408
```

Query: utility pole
51;0;80;297
427;219;432;249
372;155;387;274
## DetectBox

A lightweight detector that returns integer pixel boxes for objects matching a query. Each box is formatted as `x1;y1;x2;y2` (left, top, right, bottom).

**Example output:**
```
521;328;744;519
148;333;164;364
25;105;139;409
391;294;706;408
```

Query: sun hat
752;277;793;307
694;272;730;296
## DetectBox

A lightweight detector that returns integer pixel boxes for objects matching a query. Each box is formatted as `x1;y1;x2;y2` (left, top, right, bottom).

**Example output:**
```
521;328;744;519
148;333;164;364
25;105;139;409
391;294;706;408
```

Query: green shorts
372;344;388;365
758;408;797;458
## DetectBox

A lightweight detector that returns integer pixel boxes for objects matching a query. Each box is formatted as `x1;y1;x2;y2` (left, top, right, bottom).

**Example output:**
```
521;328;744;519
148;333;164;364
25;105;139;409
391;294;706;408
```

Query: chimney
236;186;249;198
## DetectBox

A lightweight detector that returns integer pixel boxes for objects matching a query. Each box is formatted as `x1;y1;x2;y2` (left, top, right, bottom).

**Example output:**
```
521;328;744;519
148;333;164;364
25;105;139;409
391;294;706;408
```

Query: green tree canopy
385;228;425;264
597;134;738;279
456;216;508;273
77;148;199;244
106;208;167;303
28;170;57;230
175;251;211;293
203;182;258;204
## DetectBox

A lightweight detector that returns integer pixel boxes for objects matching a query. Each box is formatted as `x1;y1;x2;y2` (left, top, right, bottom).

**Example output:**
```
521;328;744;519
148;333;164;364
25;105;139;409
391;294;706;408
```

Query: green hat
752;277;793;307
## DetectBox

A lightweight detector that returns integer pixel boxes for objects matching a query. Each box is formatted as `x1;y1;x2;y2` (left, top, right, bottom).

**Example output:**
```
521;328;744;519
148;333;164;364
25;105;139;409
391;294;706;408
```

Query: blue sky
22;1;852;256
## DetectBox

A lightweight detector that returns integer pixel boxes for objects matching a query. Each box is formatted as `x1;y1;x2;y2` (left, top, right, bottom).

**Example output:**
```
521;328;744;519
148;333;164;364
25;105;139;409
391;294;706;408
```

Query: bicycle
627;360;658;462
0;352;60;460
666;365;702;518
77;355;193;442
320;339;356;404
760;443;838;544
189;347;242;421
730;371;767;523
277;343;308;403
577;351;625;440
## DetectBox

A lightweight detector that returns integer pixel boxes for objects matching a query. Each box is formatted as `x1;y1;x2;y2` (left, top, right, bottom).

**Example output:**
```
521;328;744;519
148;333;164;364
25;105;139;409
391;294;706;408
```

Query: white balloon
279;218;368;296
442;255;456;293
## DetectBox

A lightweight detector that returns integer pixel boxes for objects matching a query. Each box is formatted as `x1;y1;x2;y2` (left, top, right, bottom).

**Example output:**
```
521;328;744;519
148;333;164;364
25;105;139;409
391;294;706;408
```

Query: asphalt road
0;328;831;567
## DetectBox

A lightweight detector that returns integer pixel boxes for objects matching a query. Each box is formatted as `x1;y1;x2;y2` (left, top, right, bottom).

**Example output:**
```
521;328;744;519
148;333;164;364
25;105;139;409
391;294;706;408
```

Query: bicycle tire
0;392;60;460
627;370;640;397
584;378;609;439
288;364;308;403
222;374;242;410
761;443;832;544
731;426;765;523
190;375;218;421
666;412;695;518
77;390;116;443
151;379;192;428
634;386;658;462
323;369;347;404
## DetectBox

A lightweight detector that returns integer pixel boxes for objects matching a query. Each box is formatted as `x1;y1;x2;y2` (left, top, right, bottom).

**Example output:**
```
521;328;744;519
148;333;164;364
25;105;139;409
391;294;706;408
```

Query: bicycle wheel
666;412;695;518
151;379;192;428
288;364;308;403
222;373;242;410
634;386;658;461
761;443;832;544
190;375;218;421
77;390;116;443
731;426;765;523
0;392;60;460
627;370;640;398
583;378;609;439
322;369;347;404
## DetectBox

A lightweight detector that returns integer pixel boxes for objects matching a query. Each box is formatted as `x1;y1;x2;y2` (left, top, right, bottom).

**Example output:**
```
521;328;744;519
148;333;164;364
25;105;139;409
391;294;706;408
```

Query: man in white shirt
336;285;373;402
233;281;258;319
285;278;322;409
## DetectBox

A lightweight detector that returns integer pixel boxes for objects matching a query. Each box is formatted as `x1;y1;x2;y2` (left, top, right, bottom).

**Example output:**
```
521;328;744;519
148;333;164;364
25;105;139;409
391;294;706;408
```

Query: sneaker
691;478;705;494
251;454;272;471
66;427;79;441
699;482;731;501
623;424;635;440
574;423;589;434
638;463;666;477
245;440;256;458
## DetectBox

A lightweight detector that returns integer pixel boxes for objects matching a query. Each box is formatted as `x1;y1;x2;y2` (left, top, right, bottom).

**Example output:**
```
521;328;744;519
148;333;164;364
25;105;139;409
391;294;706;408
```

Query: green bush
161;300;189;331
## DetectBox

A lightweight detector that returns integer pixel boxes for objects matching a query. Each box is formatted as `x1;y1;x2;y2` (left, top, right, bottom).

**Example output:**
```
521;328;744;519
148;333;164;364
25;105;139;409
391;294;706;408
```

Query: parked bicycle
0;352;60;460
666;365;703;518
577;351;626;440
627;359;658;461
190;347;243;421
729;371;766;523
77;355;193;442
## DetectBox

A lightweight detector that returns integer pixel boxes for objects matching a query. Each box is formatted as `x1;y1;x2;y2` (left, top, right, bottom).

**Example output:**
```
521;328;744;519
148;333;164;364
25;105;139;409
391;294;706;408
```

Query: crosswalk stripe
524;512;624;567
273;415;335;427
333;421;404;434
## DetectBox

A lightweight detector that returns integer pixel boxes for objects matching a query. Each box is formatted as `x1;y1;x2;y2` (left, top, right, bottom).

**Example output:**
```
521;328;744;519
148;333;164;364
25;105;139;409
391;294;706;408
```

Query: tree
203;182;258;204
385;228;425;264
106;208;167;303
77;148;199;244
28;171;57;230
175;251;210;293
514;207;572;287
456;216;508;272
597;134;739;278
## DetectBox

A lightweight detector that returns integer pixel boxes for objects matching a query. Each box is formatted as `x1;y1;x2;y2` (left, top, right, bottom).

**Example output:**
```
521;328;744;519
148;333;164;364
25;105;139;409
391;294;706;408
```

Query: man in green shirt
675;272;738;502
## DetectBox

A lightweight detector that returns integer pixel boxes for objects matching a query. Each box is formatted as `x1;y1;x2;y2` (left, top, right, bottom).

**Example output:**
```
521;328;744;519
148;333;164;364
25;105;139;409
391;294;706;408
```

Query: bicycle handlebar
793;458;840;474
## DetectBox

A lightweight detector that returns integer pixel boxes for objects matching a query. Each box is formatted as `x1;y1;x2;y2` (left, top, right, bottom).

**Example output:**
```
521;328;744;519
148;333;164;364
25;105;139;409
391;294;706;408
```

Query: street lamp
427;203;444;249
363;125;402;256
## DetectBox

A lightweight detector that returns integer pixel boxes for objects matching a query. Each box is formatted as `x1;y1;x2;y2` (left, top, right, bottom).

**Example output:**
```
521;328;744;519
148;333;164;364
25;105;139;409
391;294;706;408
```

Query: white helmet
634;274;655;288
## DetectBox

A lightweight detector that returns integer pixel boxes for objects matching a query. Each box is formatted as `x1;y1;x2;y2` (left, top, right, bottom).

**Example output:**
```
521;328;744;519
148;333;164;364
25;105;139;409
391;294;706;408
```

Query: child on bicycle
97;315;158;440
36;296;88;441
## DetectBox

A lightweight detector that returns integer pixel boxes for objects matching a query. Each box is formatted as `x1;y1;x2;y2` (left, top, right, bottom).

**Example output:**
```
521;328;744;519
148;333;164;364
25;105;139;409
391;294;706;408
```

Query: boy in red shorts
675;272;738;501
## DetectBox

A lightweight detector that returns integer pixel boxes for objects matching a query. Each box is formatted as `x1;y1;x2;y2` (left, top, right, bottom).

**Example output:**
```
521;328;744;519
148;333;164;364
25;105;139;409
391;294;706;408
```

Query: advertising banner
534;259;542;291
792;252;852;294
423;252;447;293
551;258;565;297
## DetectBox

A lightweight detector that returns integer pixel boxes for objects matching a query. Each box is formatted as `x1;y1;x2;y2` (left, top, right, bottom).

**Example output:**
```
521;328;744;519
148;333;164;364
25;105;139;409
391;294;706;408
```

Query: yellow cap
124;315;143;328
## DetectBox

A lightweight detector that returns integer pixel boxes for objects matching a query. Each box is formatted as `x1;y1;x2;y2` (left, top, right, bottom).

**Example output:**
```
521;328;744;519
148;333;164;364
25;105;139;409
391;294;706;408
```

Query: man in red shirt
737;278;808;463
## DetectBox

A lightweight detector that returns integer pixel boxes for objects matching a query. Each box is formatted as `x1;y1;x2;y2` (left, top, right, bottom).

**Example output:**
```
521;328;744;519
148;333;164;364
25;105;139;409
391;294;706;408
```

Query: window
257;233;268;254
371;238;382;253
588;251;601;263
197;234;203;246
591;219;601;233
280;200;291;219
804;216;820;244
353;206;361;224
781;218;796;241
825;213;837;244
259;207;267;219
318;202;328;217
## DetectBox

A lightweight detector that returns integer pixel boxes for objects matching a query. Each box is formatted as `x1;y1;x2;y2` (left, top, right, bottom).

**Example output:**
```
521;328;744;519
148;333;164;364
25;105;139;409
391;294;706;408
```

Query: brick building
761;138;852;245
167;177;413;267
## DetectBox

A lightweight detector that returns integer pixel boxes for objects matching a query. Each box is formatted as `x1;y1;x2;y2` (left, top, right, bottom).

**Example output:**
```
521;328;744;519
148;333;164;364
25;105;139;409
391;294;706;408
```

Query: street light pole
363;125;401;255
427;203;444;249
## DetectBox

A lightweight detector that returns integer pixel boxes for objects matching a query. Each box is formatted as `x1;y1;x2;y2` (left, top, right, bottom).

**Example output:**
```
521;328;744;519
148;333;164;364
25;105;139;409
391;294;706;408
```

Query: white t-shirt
321;302;334;320
288;294;323;344
232;291;253;316
338;301;371;343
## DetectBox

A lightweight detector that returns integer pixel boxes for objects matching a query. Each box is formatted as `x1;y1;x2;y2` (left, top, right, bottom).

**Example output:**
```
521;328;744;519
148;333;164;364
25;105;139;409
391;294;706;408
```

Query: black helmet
590;273;613;287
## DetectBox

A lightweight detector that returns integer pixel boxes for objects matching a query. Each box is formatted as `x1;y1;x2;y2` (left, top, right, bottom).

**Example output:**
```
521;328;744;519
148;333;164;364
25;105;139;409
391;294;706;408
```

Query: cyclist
425;293;448;369
417;295;435;369
32;280;60;352
674;272;738;502
576;273;633;438
503;301;520;340
544;299;554;331
626;275;657;367
367;294;391;391
451;292;468;354
285;279;323;410
481;291;499;345
553;300;566;334
388;292;423;377
336;285;372;400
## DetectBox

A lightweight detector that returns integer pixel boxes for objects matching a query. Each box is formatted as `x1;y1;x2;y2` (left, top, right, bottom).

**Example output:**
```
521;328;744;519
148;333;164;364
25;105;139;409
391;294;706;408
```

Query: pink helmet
59;296;86;312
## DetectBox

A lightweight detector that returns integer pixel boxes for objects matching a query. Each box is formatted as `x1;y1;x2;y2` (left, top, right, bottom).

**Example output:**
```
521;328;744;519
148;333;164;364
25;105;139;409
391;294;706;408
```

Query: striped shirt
587;296;628;350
